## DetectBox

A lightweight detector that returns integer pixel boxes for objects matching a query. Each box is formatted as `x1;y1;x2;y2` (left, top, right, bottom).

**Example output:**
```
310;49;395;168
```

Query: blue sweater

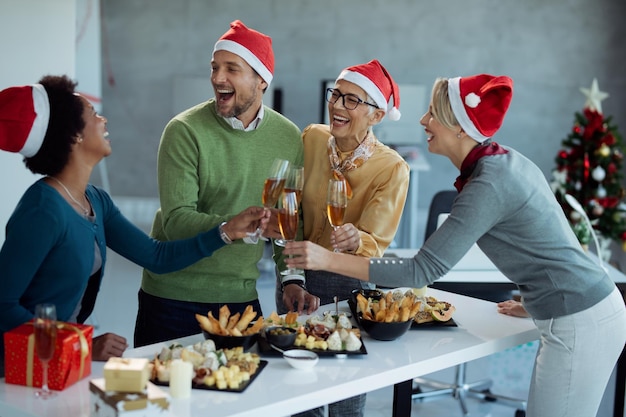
0;179;225;334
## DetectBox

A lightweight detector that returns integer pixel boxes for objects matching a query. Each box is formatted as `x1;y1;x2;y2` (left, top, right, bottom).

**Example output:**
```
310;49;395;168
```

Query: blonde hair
430;78;460;130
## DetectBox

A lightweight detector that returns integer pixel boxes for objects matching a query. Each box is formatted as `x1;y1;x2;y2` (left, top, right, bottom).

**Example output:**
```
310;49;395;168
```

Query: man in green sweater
134;20;316;347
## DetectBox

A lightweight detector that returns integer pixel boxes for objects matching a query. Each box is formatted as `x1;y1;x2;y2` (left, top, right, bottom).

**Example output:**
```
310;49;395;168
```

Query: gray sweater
370;146;615;319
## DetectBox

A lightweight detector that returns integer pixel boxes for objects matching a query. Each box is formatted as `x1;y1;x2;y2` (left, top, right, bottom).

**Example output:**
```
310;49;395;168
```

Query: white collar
222;104;265;131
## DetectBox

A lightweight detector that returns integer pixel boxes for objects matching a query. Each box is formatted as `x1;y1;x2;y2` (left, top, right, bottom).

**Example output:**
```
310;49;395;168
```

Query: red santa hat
336;59;401;121
447;74;513;143
0;84;49;157
213;20;274;87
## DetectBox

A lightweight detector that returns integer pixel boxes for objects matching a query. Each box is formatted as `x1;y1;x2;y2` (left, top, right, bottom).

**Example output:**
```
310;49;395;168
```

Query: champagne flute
34;303;57;399
327;179;348;252
247;158;290;243
276;166;304;247
278;191;303;276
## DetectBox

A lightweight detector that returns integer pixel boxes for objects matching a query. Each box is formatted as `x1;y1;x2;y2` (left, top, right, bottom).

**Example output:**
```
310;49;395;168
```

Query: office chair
412;190;527;417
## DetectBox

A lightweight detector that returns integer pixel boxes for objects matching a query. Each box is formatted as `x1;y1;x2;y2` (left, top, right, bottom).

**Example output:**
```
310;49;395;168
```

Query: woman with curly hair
0;75;269;376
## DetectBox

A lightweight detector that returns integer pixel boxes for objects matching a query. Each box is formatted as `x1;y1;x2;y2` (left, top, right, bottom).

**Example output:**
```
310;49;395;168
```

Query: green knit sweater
142;99;303;303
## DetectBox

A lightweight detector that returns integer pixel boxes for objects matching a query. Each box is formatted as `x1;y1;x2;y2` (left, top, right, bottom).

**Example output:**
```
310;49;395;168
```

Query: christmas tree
552;79;626;251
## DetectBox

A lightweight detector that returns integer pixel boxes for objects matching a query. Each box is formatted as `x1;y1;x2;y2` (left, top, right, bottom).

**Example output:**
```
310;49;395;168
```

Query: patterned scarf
327;133;377;198
454;141;509;192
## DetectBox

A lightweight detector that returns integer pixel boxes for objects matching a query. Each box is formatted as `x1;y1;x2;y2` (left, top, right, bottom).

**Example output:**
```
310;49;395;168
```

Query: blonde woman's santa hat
0;84;49;157
448;74;513;143
213;20;274;87
336;59;401;121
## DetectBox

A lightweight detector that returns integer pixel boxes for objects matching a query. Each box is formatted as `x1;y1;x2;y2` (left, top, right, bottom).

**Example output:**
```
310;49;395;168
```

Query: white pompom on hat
213;20;274;87
448;74;513;143
0;84;49;157
336;59;401;121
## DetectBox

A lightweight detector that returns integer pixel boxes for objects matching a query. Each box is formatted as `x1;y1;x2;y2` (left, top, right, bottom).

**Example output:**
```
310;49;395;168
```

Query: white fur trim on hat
387;107;401;121
448;77;489;143
22;84;50;157
337;69;387;112
213;39;273;87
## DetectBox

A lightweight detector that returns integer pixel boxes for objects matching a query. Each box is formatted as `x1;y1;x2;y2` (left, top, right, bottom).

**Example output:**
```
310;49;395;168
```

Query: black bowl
359;317;412;341
202;330;259;351
264;326;297;349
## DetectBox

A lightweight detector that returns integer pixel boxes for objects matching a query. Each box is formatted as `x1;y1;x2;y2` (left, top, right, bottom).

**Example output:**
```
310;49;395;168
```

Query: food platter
348;288;458;330
256;331;367;357
148;342;267;394
151;360;268;393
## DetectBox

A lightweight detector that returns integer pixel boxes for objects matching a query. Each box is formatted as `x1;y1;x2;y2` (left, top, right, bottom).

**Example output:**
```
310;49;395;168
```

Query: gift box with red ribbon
3;321;93;391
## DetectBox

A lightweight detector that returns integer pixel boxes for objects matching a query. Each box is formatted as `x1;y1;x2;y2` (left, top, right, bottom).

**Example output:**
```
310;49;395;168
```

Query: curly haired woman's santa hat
336;59;401;121
213;20;274;87
448;74;513;143
0;84;49;157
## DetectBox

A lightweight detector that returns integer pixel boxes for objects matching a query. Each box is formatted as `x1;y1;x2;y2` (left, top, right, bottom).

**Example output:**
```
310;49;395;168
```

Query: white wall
0;0;76;242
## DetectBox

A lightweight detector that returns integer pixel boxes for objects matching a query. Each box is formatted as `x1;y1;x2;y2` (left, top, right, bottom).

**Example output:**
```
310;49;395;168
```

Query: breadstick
244;316;264;335
208;311;225;335
195;313;213;333
235;305;256;331
218;305;231;330
226;312;241;330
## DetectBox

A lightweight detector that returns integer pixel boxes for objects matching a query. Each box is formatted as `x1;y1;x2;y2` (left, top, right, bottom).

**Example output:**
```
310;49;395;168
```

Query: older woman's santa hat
213;20;274;87
336;59;401;121
0;84;49;157
448;74;513;143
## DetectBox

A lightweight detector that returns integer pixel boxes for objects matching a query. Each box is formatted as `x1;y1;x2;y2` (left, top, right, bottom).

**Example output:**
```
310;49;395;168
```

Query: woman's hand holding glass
34;303;57;399
222;206;271;241
326;179;348;252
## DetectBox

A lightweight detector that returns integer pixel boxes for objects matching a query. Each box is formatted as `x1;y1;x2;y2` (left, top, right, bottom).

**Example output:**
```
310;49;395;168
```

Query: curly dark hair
24;75;85;176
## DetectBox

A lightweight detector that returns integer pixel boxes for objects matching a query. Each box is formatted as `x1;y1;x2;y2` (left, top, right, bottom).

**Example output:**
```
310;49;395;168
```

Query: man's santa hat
0;84;49;157
336;59;401;121
213;20;274;87
448;74;513;143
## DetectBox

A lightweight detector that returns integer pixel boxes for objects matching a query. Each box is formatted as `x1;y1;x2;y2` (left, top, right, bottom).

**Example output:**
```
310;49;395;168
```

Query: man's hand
92;333;129;361
262;208;284;240
282;284;320;315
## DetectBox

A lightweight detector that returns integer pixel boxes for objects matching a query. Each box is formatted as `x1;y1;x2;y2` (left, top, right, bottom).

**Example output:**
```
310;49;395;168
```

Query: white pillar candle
169;359;193;399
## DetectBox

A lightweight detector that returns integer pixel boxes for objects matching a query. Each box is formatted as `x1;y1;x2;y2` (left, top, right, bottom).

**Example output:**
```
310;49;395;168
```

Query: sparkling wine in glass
327;179;348;252
278;191;303;276
276;166;304;247
247;158;290;243
34;303;57;399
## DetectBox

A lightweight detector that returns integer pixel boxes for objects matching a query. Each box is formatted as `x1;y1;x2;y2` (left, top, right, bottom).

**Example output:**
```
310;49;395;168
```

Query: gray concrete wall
99;0;626;213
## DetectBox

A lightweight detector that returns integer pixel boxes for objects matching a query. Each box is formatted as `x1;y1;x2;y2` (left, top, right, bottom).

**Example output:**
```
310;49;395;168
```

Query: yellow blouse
301;124;410;257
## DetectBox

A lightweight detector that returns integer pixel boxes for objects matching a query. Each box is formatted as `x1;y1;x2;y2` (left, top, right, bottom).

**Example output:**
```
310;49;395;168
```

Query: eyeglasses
325;88;378;110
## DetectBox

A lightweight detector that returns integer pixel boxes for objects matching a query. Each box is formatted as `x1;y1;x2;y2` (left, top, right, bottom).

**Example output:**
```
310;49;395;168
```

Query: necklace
50;177;90;216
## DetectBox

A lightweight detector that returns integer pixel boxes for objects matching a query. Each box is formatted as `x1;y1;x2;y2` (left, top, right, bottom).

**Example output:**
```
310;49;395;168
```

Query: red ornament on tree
553;79;626;248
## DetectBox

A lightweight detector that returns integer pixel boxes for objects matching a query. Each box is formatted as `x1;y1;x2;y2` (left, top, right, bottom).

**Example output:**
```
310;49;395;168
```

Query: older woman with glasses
276;60;410;417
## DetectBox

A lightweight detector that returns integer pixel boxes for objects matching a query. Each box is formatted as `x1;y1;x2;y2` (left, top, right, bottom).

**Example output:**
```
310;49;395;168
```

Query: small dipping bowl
265;326;297;349
283;349;319;370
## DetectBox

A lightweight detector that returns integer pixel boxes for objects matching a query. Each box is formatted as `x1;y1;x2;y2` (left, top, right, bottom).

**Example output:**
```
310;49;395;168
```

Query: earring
456;133;461;138
77;136;83;143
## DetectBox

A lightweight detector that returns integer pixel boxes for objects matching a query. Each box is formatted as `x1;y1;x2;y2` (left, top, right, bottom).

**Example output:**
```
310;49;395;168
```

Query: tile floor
92;245;621;417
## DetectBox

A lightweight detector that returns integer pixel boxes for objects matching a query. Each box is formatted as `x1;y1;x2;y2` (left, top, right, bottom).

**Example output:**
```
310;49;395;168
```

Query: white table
387;248;626;417
0;289;538;417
